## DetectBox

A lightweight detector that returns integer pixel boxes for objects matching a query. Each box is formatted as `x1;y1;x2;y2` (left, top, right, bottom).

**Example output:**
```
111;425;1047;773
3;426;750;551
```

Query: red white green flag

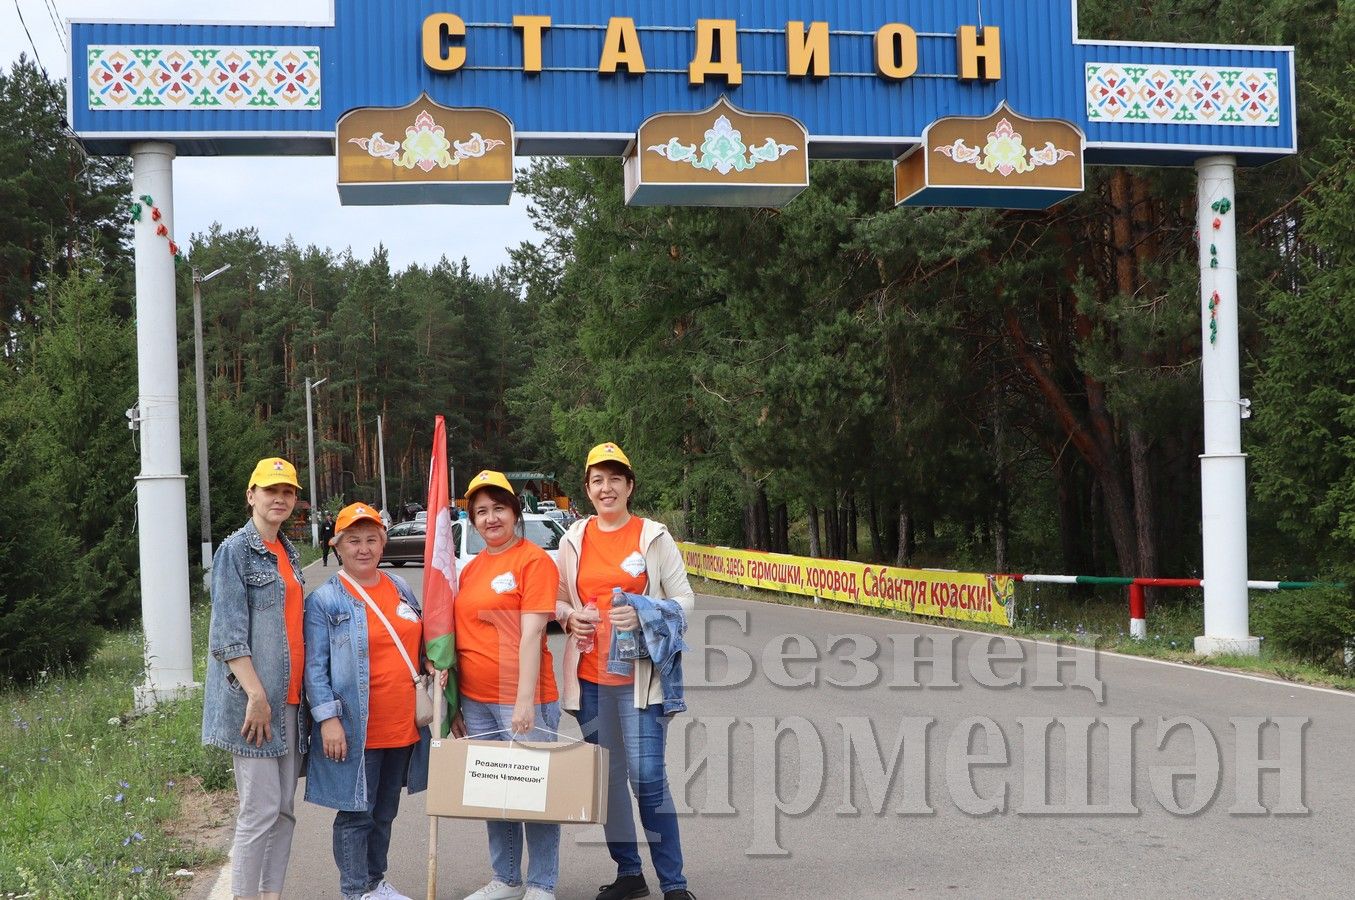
423;414;459;726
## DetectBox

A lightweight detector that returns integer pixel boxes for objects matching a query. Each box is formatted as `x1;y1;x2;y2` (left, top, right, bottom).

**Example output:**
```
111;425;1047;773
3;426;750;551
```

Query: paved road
209;560;1355;899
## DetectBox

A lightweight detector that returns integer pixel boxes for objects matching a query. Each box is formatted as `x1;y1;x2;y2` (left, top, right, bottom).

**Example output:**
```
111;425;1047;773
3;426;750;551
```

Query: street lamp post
192;263;230;591
305;375;328;546
376;413;389;517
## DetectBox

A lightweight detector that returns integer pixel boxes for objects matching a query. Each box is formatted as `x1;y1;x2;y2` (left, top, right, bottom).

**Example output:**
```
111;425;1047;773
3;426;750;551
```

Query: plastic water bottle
575;600;598;654
613;588;643;659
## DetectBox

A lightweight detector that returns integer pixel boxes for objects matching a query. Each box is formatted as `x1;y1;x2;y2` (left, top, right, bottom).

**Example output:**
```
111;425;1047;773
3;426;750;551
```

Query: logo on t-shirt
491;571;518;594
396;601;419;622
619;551;647;578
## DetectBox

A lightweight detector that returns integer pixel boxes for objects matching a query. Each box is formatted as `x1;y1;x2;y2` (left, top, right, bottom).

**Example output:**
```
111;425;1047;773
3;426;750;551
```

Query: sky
1;0;543;274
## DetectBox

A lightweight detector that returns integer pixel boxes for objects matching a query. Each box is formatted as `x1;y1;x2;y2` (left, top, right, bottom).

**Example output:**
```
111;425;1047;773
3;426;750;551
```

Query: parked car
378;512;567;572
381;520;426;566
413;510;428;523
543;509;569;526
453;512;566;574
537;500;558;512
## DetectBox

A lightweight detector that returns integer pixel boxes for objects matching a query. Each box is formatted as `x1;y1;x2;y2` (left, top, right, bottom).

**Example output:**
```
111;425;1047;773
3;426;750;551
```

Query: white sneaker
464;880;527;900
523;889;556;900
365;880;413;900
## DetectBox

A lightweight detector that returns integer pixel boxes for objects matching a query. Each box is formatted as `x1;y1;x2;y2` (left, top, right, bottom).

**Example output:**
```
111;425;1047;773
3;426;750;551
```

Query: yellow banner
678;543;1015;627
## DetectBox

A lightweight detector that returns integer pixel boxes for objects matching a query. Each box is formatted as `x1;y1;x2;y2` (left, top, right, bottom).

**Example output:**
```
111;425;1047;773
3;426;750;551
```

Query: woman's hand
435;668;449;689
609;603;639;632
241;691;273;747
320;718;347;762
511;699;535;736
569;605;600;637
450;711;467;739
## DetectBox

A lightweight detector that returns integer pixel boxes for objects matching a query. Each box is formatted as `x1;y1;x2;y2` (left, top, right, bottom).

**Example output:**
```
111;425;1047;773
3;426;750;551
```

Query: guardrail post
1129;582;1147;640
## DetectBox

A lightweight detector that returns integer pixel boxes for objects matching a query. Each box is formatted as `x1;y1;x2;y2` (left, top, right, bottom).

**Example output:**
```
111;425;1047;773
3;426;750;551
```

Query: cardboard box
425;737;609;824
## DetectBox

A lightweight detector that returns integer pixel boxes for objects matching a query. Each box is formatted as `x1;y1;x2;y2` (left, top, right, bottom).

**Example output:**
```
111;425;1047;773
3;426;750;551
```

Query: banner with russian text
678;543;1015;627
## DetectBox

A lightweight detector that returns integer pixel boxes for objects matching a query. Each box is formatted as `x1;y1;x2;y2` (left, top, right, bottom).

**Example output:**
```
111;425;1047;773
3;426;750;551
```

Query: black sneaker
596;875;649;900
663;892;695;900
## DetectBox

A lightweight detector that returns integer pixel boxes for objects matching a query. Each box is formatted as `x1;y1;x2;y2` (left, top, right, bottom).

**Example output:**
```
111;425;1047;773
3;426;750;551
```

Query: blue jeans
575;681;686;893
460;697;562;892
332;744;414;898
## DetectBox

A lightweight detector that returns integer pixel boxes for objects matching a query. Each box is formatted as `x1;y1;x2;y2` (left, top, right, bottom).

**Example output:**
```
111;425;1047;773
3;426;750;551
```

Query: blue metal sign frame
70;0;1296;166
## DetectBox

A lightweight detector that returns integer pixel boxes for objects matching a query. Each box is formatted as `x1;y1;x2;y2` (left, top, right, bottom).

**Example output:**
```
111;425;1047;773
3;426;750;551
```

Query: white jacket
555;516;695;710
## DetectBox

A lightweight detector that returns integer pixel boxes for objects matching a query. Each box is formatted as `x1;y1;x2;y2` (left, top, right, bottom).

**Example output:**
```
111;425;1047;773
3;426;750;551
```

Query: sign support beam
1195;155;1260;657
130;141;199;710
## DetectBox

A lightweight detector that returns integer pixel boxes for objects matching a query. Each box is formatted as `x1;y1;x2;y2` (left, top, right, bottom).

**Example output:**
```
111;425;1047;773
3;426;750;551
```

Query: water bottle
575;600;598;654
613;588;645;659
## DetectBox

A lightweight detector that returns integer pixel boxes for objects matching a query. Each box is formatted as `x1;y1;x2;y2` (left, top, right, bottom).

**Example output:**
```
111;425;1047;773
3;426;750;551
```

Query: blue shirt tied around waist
606;590;688;715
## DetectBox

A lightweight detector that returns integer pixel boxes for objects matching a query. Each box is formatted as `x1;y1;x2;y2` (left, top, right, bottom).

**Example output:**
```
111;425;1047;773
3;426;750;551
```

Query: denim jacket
606;591;688;715
303;571;431;812
202;520;311;758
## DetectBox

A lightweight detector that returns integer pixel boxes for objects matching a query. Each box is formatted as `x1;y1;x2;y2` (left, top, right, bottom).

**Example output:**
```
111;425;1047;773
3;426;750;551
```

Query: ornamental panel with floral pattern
87;46;321;110
1086;64;1279;126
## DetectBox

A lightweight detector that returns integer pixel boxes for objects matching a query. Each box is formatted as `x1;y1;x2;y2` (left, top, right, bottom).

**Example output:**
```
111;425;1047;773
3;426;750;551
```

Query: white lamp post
305;375;328;546
191;263;230;590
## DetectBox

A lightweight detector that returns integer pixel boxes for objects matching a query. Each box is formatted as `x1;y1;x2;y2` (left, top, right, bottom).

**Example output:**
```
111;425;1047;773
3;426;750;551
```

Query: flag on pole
424;414;459;729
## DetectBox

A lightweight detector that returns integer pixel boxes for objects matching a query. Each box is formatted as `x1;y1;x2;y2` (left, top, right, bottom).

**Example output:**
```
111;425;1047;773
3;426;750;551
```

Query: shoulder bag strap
338;571;420;683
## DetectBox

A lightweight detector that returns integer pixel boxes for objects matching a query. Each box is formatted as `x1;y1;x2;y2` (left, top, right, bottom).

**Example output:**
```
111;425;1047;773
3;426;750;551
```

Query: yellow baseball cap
331;502;385;544
585;442;632;471
248;457;301;490
465;469;515;501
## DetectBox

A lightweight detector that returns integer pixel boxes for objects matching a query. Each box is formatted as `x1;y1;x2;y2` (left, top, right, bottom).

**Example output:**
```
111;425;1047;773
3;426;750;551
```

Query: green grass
691;576;1355;692
0;601;230;899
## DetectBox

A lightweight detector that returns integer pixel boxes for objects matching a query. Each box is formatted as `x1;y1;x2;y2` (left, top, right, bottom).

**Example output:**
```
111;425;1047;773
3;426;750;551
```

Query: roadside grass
691;576;1355;692
0;598;230;900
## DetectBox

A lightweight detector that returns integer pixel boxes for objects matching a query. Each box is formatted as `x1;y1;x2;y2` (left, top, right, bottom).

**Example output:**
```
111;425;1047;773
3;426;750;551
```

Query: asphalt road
208;560;1355;899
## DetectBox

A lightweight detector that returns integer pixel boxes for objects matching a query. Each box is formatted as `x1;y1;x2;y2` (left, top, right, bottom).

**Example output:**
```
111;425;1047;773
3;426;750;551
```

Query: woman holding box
557;443;697;900
454;470;562;900
304;501;431;900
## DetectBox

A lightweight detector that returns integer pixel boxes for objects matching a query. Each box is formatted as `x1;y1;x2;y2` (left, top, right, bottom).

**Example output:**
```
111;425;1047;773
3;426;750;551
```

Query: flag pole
427;690;442;900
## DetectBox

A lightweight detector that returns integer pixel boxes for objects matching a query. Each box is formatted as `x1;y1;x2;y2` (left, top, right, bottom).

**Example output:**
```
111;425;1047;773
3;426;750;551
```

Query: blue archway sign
71;0;1295;167
97;3;1290;712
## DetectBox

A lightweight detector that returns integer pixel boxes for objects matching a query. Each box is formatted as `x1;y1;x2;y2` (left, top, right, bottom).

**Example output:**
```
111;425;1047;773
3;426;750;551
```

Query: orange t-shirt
455;539;559;705
576;517;647;686
265;539;305;705
361;575;423;749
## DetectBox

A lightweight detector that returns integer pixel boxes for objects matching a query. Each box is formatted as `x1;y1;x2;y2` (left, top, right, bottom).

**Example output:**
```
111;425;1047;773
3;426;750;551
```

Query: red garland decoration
127;194;183;260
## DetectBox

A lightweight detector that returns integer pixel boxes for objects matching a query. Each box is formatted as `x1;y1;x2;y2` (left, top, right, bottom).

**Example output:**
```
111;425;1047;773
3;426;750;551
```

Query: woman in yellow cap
202;457;308;900
455;471;562;900
556;443;696;900
304;502;431;900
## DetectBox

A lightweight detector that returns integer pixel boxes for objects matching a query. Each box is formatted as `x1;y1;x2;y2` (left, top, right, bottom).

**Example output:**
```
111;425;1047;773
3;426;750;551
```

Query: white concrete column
130;141;199;709
1195;155;1260;657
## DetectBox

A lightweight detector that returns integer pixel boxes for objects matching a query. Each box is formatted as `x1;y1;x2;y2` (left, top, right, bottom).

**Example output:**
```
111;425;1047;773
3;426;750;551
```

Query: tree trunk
1004;307;1141;576
1055;452;1087;575
867;496;884;562
681;463;692;542
773;503;788;553
754;487;771;551
896;502;912;567
846;493;858;557
1129;425;1160;610
807;503;821;557
825;490;840;559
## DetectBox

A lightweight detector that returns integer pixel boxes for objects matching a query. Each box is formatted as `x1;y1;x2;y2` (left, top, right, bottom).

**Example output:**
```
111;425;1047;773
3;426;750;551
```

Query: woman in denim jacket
202;457;309;900
304;502;432;900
